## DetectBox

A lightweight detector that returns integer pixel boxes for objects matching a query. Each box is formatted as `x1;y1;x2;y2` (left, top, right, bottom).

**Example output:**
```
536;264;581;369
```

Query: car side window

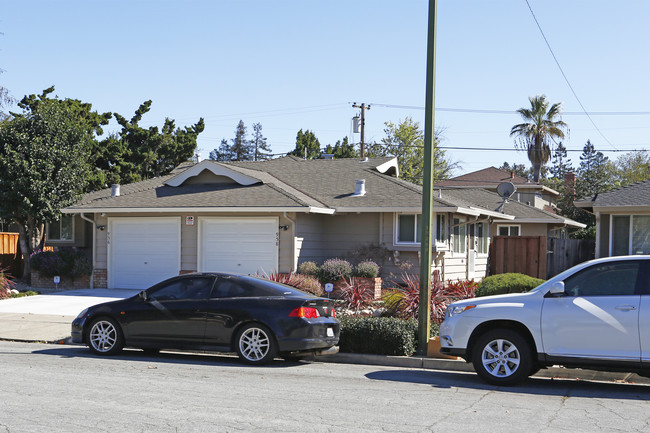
211;277;278;298
563;261;641;297
148;277;214;301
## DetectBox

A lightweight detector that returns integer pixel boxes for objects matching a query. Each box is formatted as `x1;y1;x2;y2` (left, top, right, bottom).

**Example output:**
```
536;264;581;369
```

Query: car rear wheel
87;317;124;356
235;323;277;364
471;328;531;386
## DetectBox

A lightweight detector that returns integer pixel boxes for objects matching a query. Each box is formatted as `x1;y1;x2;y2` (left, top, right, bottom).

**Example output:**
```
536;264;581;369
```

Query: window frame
497;224;521;237
452;217;467;254
394;213;449;248
476;222;489;255
46;214;75;242
610;214;650;256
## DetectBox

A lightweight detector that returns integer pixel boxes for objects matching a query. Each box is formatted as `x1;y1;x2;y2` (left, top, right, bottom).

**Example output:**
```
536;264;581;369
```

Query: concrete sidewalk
1;288;649;386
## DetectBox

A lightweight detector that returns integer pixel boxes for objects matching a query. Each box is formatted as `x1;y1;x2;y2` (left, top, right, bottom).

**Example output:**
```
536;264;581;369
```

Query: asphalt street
1;341;649;433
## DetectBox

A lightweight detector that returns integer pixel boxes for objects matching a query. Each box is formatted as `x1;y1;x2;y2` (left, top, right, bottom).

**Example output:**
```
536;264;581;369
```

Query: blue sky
2;0;650;175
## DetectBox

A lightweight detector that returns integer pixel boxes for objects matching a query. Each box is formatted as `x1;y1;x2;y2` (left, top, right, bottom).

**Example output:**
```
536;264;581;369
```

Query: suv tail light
289;307;321;319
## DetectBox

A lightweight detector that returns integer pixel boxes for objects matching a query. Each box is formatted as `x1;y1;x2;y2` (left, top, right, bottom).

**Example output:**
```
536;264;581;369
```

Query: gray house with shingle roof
576;180;650;258
59;156;583;289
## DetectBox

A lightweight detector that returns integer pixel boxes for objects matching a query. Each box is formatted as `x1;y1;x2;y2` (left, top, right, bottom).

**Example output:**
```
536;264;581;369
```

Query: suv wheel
471;328;531;386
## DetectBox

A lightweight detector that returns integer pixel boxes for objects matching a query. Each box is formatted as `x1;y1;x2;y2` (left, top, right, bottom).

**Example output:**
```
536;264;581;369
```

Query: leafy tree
612;150;650;187
251;122;272;161
210;120;253;161
367;117;454;185
92;101;204;188
510;95;568;182
0;101;92;278
0;69;13;121
289;129;321;159
499;162;531;180
324;136;357;158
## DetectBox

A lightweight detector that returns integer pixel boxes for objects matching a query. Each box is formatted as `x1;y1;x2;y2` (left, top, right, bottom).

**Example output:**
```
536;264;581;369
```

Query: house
433;167;559;212
59;156;582;289
575;180;650;258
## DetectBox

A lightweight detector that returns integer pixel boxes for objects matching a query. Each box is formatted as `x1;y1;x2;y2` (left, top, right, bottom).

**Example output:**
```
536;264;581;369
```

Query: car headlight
446;304;476;318
75;308;89;320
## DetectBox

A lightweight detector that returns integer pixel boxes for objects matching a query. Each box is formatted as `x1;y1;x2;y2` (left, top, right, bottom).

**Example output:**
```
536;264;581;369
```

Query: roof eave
62;206;334;215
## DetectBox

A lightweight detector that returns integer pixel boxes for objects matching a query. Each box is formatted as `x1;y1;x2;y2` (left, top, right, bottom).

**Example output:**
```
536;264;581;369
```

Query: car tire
235;323;277;365
471;328;532;386
87;317;124;356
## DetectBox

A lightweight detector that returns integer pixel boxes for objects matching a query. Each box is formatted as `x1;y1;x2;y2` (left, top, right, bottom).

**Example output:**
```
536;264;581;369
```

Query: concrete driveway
0;289;137;342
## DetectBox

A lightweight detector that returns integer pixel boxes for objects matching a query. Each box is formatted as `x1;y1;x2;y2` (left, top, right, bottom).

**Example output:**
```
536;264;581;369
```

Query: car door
125;276;215;348
541;259;645;360
640;280;650;366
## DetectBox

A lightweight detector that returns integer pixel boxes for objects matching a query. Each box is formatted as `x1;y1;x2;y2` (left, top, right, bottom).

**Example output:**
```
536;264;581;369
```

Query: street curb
0;336;71;345
315;352;650;385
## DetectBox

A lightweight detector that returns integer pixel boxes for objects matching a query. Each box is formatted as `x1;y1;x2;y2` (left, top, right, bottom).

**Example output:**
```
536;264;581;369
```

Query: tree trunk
15;216;45;283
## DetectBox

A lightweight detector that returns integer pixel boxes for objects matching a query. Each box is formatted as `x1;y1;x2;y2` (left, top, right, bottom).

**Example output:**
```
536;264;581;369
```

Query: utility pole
352;103;370;158
417;0;437;356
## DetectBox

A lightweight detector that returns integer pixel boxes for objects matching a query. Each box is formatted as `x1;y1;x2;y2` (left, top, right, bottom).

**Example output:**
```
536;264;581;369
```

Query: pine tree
323;137;357;158
251;123;272;161
289;129;321;159
210;120;253;161
577;140;610;199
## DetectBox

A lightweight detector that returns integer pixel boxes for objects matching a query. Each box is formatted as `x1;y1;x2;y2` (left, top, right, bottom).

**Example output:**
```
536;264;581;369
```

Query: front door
541;260;645;360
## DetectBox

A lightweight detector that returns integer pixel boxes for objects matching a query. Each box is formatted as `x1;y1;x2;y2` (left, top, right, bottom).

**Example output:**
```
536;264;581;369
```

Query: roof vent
111;184;121;197
352;179;366;197
321;153;334;160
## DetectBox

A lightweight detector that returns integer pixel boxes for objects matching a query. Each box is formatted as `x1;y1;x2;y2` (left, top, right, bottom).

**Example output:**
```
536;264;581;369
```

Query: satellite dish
496;181;516;199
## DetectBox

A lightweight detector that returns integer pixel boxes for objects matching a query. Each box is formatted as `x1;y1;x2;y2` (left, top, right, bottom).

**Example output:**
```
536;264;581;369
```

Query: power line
370;103;650;116
524;0;617;151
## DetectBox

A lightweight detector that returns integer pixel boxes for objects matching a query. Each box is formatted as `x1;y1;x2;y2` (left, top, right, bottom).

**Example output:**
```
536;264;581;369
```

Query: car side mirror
138;291;149;302
546;281;566;297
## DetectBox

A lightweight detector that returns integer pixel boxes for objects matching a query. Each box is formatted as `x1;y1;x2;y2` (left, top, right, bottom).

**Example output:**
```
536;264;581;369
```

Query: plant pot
427;336;459;359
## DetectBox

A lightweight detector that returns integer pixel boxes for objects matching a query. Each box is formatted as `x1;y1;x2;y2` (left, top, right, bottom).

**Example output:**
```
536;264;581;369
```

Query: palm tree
510;95;568;182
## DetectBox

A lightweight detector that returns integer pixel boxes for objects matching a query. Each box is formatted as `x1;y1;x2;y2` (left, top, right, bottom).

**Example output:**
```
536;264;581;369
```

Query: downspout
283;212;297;272
79;213;96;289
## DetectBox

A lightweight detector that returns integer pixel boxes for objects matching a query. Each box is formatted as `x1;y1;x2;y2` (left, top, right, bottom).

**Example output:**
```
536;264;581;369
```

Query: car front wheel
471;328;531;386
87;317;124;356
235;323;277;364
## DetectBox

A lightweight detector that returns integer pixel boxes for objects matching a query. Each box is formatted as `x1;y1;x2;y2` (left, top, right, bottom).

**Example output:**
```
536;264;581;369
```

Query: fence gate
489;236;547;279
546;238;595;278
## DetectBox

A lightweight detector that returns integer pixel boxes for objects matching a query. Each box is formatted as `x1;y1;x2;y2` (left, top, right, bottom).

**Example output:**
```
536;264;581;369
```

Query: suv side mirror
546;281;566;297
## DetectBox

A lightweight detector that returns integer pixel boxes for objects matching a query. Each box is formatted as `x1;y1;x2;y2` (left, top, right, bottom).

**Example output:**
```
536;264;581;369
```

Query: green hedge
476;273;545;297
338;316;417;356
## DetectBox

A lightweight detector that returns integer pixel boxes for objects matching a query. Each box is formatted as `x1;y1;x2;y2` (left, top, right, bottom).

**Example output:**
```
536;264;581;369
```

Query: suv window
563;261;642;297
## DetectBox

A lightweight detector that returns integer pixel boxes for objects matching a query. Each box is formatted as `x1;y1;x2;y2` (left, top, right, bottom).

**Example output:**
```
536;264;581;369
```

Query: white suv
439;256;650;385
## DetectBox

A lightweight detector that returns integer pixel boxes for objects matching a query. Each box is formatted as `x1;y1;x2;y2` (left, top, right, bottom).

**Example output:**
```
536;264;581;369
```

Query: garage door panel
200;218;278;275
110;218;180;289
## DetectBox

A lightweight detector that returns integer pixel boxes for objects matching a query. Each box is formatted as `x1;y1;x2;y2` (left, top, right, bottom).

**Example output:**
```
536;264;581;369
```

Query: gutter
62;206;335;215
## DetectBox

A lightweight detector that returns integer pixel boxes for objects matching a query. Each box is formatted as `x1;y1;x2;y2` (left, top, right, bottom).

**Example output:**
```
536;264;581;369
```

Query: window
211;276;288;298
497;225;520;236
453;218;466;253
148;277;215;301
563;261;641;297
47;215;74;241
436;214;446;243
611;215;650;255
476;222;489;254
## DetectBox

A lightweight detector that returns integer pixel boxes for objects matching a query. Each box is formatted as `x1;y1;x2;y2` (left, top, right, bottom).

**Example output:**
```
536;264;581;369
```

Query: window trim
452;217;467;254
609;214;650;256
476;222;489;255
46;215;75;242
394;213;448;247
497;224;521;237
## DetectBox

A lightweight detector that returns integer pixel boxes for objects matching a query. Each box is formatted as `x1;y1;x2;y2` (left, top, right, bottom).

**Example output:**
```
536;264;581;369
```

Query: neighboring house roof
575;180;650;211
64;157;586;227
441;188;585;228
433;166;559;195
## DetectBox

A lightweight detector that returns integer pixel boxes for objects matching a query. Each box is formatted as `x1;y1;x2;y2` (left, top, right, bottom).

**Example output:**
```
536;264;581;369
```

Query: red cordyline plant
384;272;478;324
339;277;374;312
0;267;17;300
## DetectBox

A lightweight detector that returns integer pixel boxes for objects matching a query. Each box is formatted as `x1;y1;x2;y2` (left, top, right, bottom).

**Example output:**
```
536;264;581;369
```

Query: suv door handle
615;305;637;311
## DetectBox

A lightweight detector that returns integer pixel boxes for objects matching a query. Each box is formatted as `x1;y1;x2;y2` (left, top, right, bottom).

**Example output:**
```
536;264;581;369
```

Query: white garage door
199;217;278;276
109;218;180;289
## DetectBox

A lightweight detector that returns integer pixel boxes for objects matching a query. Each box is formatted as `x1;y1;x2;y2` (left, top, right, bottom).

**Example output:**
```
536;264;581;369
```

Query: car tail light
330;308;336;317
289;307;321;319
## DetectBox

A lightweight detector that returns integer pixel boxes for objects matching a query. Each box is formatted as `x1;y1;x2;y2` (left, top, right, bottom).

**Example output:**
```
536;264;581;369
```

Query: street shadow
33;345;310;369
365;369;650;400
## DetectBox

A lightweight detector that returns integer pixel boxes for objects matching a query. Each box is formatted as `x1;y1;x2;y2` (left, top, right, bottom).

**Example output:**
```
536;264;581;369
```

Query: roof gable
164;160;261;187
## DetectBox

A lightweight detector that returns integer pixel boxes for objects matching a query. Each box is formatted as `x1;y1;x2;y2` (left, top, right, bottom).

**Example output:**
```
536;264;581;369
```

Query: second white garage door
199;217;278;275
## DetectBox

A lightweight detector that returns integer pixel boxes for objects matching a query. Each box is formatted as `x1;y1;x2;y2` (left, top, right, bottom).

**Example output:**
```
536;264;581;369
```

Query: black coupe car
71;273;340;364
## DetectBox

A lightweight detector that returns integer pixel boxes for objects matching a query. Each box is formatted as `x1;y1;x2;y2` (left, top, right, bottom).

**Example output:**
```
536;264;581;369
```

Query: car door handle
615;305;637;311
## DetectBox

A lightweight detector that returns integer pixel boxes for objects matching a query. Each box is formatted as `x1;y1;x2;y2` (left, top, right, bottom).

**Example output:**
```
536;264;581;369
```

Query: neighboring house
60;156;582;289
434;167;559;212
575;180;650;258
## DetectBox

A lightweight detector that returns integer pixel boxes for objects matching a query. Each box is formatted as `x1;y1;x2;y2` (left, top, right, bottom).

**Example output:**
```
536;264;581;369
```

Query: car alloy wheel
472;328;531;386
88;317;124;356
236;324;277;364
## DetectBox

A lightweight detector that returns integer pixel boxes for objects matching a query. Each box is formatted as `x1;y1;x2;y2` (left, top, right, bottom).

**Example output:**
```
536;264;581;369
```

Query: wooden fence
0;232;22;277
489;235;595;280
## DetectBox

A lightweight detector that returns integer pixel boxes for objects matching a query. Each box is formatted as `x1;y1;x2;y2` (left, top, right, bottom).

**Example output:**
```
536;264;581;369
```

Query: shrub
320;258;353;282
338;278;374;312
476;273;545;297
297;261;319;277
258;271;324;297
0;267;17;300
30;248;92;279
355;260;379;278
338;316;417;356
